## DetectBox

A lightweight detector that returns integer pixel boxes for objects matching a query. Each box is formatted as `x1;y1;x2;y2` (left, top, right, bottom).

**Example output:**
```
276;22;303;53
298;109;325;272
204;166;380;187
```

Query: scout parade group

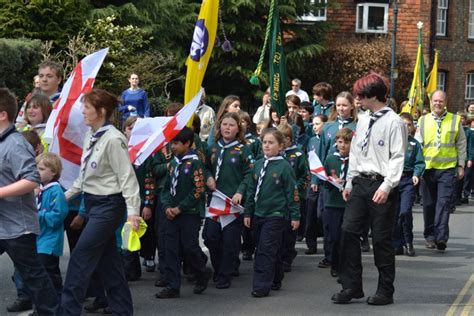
1;63;471;315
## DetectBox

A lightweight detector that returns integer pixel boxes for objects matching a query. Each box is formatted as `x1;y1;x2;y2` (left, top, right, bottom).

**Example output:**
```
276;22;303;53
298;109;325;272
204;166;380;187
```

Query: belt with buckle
358;173;384;181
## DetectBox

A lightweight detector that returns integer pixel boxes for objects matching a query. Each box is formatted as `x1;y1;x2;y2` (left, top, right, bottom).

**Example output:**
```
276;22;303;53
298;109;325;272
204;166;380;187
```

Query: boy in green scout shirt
277;124;310;271
244;128;300;298
240;110;263;160
322;128;352;278
156;127;211;299
393;113;425;257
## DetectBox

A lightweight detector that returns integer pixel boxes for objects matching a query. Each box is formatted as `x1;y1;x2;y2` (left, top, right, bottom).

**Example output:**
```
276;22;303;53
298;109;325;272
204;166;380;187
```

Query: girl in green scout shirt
244;128;300;298
204;112;254;289
277;124;310;271
322;128;352;278
240;110;263;160
393;113;425;257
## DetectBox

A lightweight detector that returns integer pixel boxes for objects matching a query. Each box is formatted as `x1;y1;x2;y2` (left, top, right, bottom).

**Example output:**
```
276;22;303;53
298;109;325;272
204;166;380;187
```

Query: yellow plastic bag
121;218;148;251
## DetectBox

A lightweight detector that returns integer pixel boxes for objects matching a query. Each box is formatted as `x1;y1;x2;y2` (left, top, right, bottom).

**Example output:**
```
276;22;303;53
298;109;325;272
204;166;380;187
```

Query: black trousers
305;189;320;249
252;216;286;293
60;193;133;316
164;214;207;290
339;177;398;297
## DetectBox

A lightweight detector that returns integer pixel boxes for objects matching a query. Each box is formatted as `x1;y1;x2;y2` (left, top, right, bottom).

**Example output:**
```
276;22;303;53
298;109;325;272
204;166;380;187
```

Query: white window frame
299;0;327;22
355;3;389;34
469;0;474;39
436;0;448;36
437;72;446;91
466;73;474;100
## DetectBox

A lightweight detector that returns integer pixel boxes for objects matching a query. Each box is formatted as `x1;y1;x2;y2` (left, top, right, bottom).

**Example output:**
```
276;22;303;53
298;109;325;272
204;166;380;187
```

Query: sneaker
318;259;331;268
144;259;156;272
6;299;32;312
155;287;180;299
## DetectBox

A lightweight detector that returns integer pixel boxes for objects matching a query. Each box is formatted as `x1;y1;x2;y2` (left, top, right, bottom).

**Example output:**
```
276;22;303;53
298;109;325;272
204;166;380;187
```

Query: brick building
301;0;474;111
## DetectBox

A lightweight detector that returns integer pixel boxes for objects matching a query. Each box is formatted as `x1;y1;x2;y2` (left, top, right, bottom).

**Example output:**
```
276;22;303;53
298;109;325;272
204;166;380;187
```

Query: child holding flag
204;112;254;289
244;128;300;298
156;127;211;298
322;128;352;278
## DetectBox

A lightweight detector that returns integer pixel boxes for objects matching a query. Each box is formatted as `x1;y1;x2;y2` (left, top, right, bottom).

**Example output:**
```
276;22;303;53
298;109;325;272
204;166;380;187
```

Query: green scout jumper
133;155;157;208
323;154;349;209
161;151;206;215
404;135;425;176
245;133;263;160
283;145;310;199
245;158;300;221
319;119;357;163
205;141;254;199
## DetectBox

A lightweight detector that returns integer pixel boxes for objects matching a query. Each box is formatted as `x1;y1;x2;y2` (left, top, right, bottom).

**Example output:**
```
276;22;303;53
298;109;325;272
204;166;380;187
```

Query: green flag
269;3;287;117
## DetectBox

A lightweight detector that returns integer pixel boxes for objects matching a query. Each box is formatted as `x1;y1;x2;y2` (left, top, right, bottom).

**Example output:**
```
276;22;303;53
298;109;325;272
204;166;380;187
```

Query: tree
0;38;43;99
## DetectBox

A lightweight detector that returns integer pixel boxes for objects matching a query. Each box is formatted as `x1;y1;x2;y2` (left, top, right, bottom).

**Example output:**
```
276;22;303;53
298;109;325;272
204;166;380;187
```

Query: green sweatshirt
133;155;156;207
206;140;254;199
404;135;425;177
283;145;310;199
161;151;205;215
245;158;300;220
245;133;263;160
323;154;348;209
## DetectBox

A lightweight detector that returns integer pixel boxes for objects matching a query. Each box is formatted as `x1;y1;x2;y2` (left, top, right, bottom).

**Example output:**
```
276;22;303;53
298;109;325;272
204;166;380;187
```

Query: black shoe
212;273;218;283
331;288;365;303
271;282;282;291
187;273;197;283
194;268;212;294
395;246;404;255
425;240;436;249
154;278;168;287
455;200;462;206
318;259;331;268
451;206;456;213
155;287;180;299
242;252;253;261
361;240;370;252
231;269;240;277
251;290;268;298
305;248;317;255
367;294;393;305
330;269;339;278
461;197;469;204
28;312;38;316
7;299;32;312
103;306;112;314
84;297;108;313
216;280;231;289
296;235;304;242
436;240;447;251
405;243;415;257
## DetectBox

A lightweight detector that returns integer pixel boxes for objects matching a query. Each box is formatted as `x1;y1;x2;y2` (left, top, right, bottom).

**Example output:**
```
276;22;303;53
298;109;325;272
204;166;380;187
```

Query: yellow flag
184;0;219;108
426;49;438;100
401;43;425;116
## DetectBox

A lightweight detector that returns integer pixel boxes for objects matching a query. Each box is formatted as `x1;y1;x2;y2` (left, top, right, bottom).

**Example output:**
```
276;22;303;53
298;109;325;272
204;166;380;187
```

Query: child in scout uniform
277;124;309;271
240;110;263;159
156;127;211;299
204;112;254;289
299;101;315;138
305;114;328;255
35;152;69;294
322;128;352;278
394;113;425;257
244;127;300;297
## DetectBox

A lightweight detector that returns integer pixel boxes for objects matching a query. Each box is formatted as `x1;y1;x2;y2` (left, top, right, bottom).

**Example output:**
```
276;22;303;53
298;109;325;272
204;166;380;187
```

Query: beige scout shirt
346;109;407;194
66;126;140;216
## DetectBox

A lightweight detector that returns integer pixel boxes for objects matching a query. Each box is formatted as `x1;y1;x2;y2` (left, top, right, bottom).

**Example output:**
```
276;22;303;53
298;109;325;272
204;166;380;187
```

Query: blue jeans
0;234;58;315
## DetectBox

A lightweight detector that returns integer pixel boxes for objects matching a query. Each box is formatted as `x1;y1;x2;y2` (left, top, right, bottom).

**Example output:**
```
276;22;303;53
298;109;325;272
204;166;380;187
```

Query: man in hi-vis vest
417;90;466;251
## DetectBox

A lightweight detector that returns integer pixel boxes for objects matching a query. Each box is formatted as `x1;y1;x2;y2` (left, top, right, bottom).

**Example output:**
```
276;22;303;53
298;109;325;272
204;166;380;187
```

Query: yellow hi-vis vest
420;112;460;170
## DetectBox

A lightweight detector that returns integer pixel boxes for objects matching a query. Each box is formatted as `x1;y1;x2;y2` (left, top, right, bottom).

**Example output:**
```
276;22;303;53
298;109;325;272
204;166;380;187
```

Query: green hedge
0;38;43;100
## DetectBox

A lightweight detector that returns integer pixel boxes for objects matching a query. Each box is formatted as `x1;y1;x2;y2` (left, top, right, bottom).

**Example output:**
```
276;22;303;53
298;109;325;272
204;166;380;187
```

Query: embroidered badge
91;161;97;169
121;142;127;149
378;140;385;146
231;157;236;163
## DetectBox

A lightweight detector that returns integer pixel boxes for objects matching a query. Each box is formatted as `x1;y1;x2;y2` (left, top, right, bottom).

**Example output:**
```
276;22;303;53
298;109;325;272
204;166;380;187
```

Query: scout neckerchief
254;155;284;202
333;152;349;180
320;101;334;114
37;181;61;210
432;111;447;149
170;152;199;196
80;123;112;176
215;139;240;182
285;144;298;153
337;116;354;130
361;107;391;154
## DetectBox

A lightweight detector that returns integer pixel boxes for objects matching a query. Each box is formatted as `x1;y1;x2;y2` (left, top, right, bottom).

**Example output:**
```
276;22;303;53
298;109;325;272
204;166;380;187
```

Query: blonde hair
276;123;294;142
36;152;62;180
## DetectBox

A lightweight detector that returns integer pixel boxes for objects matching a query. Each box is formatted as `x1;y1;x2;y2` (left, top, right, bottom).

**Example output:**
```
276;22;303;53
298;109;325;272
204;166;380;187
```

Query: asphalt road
0;203;473;316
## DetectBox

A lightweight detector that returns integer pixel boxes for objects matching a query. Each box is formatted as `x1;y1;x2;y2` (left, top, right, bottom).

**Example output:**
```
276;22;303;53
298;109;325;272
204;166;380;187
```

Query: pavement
0;203;473;316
